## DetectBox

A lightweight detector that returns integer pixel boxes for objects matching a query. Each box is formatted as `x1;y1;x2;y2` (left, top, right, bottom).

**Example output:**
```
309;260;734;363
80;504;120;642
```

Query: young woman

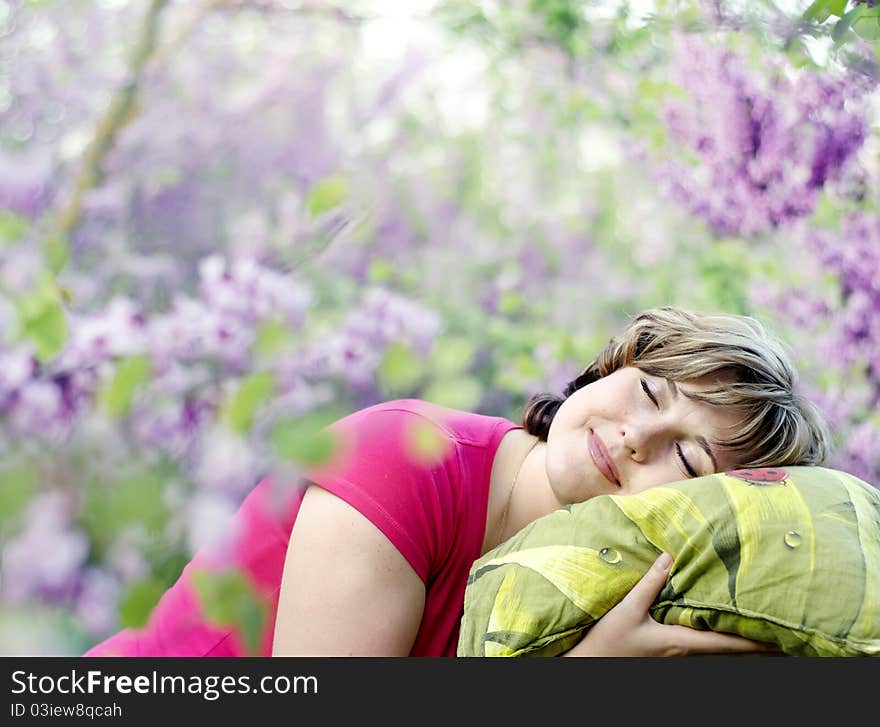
83;306;831;657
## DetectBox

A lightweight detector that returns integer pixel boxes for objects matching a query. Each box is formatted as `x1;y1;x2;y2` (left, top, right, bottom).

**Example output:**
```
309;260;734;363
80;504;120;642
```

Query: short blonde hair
523;306;831;468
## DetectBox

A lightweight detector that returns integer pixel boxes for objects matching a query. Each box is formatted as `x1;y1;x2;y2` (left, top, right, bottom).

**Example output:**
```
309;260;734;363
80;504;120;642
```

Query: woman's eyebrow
667;379;720;472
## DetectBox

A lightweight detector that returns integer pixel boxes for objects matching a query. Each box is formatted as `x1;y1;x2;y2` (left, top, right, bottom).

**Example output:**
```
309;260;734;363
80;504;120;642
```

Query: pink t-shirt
83;399;519;657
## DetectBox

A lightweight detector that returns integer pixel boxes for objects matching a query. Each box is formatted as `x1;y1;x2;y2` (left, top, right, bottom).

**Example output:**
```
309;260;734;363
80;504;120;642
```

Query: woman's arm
563;553;780;657
271;484;426;656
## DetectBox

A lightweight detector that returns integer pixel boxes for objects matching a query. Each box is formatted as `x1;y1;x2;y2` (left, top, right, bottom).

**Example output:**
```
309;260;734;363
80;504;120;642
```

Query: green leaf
20;300;67;362
431;336;476;377
494;351;549;395
305;174;349;218
422;376;484;410
832;6;867;43
79;471;169;553
118;578;166;629
191;569;268;655
853;7;880;40
404;418;451;463
811;192;842;229
367;258;395;284
635;78;687;102
514;353;543;379
43;234;70;274
377;343;424;394
0;210;29;245
13;270;69;361
498;290;524;315
804;0;848;23
271;409;344;467
0;461;38;525
528;0;583;54
555;332;601;364
431;0;491;36
253;319;296;359
100;355;152;418
222;371;276;434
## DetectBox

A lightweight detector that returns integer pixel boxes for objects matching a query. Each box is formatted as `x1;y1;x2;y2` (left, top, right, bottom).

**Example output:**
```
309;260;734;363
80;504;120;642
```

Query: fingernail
656;552;672;572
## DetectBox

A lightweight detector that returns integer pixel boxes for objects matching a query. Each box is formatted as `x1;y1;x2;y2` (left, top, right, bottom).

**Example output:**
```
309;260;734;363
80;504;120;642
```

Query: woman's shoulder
344;399;519;444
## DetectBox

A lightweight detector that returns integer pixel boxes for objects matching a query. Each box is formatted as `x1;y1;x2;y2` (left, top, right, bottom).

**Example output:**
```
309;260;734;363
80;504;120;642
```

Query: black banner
0;656;868;723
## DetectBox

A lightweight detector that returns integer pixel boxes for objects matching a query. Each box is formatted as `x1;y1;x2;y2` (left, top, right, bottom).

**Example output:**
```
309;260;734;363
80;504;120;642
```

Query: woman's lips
587;429;621;487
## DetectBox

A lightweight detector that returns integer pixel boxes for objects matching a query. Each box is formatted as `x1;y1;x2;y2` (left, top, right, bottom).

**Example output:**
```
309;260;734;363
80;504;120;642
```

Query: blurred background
0;0;878;655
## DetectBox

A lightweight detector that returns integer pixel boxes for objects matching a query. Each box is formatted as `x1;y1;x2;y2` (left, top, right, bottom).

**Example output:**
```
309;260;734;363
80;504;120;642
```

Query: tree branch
53;0;171;246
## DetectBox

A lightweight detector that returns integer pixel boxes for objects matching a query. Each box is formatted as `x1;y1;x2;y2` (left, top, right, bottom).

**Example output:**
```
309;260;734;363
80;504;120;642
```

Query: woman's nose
621;421;665;461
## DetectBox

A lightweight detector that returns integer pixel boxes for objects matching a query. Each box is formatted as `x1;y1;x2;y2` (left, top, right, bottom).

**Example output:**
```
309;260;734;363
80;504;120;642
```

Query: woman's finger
663;624;781;655
619;552;673;612
626;553;781;656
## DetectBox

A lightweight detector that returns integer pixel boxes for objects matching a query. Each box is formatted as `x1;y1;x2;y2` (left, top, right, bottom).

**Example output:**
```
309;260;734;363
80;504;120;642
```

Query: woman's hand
562;552;781;657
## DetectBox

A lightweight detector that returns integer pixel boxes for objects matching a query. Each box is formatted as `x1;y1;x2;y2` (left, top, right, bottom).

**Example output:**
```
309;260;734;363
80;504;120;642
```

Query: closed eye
640;378;659;408
676;443;698;478
642;377;698;477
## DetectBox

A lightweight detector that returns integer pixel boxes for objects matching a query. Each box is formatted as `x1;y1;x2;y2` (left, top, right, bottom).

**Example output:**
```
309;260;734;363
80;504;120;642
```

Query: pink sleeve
303;403;462;583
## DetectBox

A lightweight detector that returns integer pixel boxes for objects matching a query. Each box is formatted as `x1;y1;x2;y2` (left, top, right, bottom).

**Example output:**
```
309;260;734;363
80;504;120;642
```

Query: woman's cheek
547;450;594;505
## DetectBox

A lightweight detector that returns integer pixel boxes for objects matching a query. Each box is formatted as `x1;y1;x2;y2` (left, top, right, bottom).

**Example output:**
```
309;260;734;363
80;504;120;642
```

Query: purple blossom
0;255;316;461
54;296;147;372
0;244;43;295
105;532;151;583
191;423;261;500
128;397;209;459
7;379;69;441
184;492;241;560
0;150;53;220
302;287;441;389
752;211;880;485
655;36;870;237
831;419;880;488
73;567;120;637
144;256;312;373
804;213;880;394
0;344;37;403
0;491;89;605
198;256;313;328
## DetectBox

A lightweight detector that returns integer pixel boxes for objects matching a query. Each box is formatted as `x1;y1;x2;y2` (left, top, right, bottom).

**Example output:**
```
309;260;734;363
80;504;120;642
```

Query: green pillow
457;466;880;657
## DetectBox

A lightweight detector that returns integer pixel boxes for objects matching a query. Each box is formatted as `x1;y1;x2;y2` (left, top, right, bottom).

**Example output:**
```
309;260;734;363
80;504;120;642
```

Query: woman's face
545;366;743;504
